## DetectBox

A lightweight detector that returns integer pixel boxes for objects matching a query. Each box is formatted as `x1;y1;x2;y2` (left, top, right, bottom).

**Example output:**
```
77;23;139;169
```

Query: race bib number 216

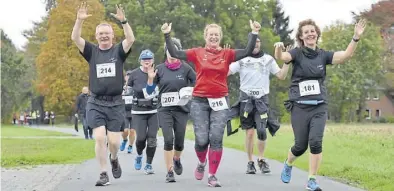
207;97;228;111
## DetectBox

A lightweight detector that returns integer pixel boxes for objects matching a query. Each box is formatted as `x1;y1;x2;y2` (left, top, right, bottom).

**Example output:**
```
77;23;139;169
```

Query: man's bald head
82;87;89;94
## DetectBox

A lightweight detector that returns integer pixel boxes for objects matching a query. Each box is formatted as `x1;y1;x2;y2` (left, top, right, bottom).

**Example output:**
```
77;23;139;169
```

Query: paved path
4;126;365;191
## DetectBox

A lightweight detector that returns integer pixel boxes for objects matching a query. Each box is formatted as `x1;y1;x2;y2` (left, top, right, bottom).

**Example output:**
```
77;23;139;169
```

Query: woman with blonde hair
161;20;261;187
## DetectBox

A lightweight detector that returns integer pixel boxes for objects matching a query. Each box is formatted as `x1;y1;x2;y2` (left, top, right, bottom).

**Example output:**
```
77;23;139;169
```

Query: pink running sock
208;148;223;175
195;148;208;163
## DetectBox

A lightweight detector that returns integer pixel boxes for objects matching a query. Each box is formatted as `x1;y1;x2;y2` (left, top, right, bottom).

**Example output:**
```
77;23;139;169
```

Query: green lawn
1;124;95;168
1;125;72;137
180;122;393;191
1;138;95;167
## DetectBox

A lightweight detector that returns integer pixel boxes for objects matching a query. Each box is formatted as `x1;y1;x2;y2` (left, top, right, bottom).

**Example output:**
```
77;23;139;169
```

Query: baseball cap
139;49;154;60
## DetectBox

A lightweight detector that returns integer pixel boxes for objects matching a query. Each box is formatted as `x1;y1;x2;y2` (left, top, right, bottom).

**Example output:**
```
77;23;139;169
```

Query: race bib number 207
96;63;116;78
299;80;321;97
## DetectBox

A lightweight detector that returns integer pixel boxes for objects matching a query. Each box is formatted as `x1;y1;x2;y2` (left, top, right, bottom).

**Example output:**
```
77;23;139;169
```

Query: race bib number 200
299;80;321;97
207;97;229;111
96;63;116;78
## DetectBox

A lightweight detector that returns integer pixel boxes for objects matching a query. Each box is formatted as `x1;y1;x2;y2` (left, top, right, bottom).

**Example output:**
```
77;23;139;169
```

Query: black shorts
240;96;269;130
122;115;133;130
86;102;125;132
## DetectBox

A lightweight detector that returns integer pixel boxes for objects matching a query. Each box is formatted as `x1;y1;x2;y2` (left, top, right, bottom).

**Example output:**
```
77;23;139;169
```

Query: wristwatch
121;20;128;24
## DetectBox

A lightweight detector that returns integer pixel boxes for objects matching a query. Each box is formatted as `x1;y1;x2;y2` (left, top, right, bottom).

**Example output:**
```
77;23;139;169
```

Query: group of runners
71;2;366;191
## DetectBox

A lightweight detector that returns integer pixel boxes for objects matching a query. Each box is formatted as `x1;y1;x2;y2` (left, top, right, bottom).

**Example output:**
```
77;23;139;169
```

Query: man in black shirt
71;2;135;187
75;86;92;139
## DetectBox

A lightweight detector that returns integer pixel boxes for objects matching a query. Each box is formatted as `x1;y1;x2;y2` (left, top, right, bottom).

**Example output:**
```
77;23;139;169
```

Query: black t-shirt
288;47;334;101
128;67;158;112
80;41;131;96
153;63;196;111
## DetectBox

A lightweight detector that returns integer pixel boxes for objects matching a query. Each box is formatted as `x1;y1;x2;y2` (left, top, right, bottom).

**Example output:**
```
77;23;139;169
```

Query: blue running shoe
134;155;142;170
281;160;293;183
306;178;322;191
127;145;133;154
120;140;127;151
144;164;155;175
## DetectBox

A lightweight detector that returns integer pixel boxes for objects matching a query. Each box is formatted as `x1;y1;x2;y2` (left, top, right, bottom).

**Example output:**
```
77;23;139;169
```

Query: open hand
161;23;172;34
77;2;92;20
110;4;126;22
274;42;285;50
147;64;157;79
249;20;261;32
354;19;367;39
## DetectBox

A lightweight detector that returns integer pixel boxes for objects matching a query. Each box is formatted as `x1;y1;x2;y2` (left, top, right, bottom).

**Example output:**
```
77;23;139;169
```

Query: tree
1;30;26;122
359;0;394;99
320;21;384;122
35;0;122;115
271;0;294;46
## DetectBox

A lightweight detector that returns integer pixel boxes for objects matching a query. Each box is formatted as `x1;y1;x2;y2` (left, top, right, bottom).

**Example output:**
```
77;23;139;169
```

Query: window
373;92;379;100
375;109;381;118
365;92;370;100
365;109;371;120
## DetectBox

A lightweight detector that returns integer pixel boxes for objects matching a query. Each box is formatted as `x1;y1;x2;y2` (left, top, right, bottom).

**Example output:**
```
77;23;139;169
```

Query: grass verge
180;122;393;191
1;138;95;168
1;125;72;137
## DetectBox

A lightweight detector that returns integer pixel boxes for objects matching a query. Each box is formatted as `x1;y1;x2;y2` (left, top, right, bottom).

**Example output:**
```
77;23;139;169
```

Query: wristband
352;37;360;42
121;20;128;25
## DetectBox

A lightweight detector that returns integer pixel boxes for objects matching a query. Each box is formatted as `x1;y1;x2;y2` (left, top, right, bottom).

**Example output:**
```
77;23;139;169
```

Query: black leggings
132;113;159;164
290;103;327;156
158;109;188;151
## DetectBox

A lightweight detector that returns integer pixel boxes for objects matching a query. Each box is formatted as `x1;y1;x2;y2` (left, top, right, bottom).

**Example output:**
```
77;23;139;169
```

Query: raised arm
161;23;188;60
332;19;366;64
275;45;293;80
110;4;135;53
234;20;261;61
71;2;91;53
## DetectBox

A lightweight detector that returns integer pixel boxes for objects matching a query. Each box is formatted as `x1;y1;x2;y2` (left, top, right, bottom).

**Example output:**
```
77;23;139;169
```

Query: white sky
0;0;381;50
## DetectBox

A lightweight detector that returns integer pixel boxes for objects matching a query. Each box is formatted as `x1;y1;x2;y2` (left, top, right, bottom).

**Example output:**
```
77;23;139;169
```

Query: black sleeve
288;48;299;62
234;33;258;61
79;41;94;63
75;95;81;113
186;64;196;86
127;72;133;87
164;33;187;60
118;41;132;62
324;50;335;65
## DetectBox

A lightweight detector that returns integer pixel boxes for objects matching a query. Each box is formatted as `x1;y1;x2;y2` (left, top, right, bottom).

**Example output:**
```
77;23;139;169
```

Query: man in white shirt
228;37;290;174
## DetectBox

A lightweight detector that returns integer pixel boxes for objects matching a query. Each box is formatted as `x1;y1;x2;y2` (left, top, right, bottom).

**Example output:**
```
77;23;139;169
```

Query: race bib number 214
96;63;116;78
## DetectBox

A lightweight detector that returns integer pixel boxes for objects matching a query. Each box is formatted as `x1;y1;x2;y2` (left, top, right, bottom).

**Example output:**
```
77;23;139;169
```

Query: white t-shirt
229;54;280;95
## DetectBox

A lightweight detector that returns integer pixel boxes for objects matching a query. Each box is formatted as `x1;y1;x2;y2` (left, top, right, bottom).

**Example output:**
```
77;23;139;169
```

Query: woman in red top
161;20;261;187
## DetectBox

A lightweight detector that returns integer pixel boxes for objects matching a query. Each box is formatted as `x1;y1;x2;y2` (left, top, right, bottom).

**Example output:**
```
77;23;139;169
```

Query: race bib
96;63;116;78
207;97;228;111
299;80;321;97
247;88;264;98
161;92;180;107
122;96;133;104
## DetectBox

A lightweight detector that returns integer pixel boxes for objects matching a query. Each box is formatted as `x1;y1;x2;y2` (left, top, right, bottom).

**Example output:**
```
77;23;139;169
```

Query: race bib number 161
207;97;228;111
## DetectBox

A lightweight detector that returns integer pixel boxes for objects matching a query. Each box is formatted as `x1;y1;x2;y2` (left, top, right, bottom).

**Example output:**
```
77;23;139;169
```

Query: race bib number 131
299;80;321;97
207;97;228;111
96;63;116;78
